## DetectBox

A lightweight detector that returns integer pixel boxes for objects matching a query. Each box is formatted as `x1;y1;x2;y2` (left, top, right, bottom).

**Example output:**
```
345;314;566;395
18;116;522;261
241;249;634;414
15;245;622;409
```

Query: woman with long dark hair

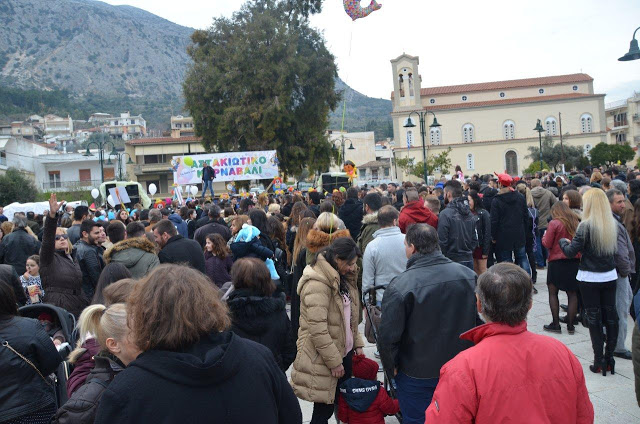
226;258;295;373
92;263;132;305
543;202;581;334
291;237;364;424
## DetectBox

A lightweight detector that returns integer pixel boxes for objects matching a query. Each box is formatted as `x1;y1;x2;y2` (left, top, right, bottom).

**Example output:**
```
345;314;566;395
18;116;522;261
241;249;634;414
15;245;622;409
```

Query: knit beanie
352;354;379;381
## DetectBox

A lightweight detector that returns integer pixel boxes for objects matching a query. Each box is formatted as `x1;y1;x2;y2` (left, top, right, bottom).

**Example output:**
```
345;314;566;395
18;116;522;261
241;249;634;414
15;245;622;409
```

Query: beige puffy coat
291;254;365;404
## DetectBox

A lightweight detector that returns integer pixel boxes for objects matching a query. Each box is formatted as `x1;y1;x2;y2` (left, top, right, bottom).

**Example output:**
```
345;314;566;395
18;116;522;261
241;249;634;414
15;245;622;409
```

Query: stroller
19;304;77;408
363;285;403;423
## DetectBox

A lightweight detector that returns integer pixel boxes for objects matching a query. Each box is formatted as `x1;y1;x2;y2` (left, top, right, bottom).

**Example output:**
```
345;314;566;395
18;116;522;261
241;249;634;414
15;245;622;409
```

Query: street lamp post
332;135;355;167
619;26;640;61
109;152;134;181
534;119;545;172
403;110;441;183
83;137;118;183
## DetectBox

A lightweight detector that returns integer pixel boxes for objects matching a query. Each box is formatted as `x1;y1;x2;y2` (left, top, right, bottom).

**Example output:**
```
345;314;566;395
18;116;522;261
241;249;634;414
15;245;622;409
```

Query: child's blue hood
339;377;380;413
235;224;261;242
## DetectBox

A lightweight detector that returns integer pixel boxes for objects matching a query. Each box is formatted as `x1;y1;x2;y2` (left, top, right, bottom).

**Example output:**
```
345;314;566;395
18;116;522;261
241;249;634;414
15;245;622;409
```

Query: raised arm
40;193;64;267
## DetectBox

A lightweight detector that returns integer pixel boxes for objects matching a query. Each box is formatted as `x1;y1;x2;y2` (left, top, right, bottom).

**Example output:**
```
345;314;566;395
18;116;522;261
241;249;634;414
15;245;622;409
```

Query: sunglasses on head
55;234;69;241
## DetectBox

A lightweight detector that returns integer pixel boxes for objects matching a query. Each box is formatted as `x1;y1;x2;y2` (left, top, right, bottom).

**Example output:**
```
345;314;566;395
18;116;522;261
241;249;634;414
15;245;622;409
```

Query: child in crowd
204;234;234;288
38;312;66;347
338;354;399;424
20;255;43;305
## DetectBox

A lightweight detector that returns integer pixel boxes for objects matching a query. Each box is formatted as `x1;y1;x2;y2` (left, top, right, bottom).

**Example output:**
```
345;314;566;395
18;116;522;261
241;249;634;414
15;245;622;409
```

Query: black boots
603;305;619;375
585;307;606;375
585;306;619;376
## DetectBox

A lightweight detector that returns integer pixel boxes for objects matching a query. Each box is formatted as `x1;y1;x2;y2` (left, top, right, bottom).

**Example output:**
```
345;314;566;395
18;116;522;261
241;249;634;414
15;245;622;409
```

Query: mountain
0;0;392;136
0;0;192;98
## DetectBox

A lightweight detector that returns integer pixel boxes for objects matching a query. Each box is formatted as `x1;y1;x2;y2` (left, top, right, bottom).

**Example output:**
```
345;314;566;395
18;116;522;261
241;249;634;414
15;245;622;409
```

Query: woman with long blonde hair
560;188;618;376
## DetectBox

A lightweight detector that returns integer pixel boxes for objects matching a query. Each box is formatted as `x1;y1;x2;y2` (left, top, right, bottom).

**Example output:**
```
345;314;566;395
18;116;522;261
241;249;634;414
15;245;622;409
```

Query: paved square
289;269;639;423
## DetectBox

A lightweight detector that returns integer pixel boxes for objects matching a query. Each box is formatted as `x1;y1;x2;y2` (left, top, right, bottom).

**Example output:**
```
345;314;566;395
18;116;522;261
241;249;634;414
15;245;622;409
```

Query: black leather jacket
559;222;616;273
0;316;61;421
378;252;477;379
73;240;105;299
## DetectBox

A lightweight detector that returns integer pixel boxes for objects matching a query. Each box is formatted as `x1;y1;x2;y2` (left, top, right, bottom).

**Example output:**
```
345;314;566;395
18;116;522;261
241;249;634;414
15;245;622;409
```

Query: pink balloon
343;0;382;21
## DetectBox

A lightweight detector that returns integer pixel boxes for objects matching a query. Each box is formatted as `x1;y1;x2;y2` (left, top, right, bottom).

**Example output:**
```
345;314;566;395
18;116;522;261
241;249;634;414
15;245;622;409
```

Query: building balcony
42;179;102;192
132;163;172;175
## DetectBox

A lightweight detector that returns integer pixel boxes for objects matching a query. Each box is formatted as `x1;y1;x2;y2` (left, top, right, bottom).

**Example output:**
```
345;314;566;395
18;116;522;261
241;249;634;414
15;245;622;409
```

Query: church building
390;54;608;177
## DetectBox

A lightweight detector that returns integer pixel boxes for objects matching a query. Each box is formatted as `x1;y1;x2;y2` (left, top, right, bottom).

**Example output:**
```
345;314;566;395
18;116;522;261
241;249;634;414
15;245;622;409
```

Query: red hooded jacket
399;201;438;234
337;381;399;424
425;322;593;424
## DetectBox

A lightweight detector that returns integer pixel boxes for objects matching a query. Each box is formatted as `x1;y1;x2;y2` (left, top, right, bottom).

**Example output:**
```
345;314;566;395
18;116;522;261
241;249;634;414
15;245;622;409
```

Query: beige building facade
606;93;640;159
327;130;377;173
170;115;195;138
390;54;608;178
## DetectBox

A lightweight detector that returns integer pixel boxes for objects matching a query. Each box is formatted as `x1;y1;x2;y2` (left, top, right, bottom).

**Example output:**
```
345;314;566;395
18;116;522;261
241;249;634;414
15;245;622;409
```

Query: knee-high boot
584;307;605;373
603;305;619;374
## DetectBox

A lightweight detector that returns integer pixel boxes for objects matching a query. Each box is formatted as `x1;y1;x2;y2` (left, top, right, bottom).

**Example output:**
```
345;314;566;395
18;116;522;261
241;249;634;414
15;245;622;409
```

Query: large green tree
0;168;37;205
526;135;587;172
589;142;635;167
183;0;340;177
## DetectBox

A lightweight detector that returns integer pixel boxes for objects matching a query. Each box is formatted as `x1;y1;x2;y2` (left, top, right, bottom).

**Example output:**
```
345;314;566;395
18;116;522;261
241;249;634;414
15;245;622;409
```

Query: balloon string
339;28;354;164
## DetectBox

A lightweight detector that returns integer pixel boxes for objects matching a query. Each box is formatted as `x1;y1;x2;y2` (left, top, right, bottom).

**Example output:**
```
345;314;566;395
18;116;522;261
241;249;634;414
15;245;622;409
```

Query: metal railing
41;179;102;191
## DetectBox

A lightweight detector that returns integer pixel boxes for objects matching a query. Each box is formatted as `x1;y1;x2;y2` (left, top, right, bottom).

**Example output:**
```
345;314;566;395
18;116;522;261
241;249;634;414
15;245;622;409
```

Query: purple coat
67;338;101;397
204;251;233;288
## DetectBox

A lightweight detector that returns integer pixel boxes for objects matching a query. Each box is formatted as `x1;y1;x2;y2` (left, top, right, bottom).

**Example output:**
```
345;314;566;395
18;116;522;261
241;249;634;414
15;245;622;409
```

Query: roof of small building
359;159;391;169
127;136;202;146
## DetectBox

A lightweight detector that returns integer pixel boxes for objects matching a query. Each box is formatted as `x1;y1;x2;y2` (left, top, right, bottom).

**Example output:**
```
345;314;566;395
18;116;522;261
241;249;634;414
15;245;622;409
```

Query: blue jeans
458;260;474;271
534;228;548;267
202;180;214;198
394;372;439;424
496;246;531;276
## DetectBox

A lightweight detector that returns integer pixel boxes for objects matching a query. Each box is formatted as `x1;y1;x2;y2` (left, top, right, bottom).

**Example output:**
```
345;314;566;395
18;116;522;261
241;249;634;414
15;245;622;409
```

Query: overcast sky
101;0;639;103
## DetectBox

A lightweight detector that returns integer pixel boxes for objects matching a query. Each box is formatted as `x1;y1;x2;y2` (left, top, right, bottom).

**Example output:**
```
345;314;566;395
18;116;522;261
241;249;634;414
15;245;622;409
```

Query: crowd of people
0;164;639;423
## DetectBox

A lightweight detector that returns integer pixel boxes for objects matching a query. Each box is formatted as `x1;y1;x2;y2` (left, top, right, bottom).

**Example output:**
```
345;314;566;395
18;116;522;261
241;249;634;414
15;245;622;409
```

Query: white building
44;115;74;138
104;112;146;141
0;136;57;181
34;150;122;191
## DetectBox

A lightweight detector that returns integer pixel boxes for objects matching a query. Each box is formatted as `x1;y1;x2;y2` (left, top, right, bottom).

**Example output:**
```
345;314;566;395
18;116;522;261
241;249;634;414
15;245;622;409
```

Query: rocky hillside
0;0;392;136
0;0;192;99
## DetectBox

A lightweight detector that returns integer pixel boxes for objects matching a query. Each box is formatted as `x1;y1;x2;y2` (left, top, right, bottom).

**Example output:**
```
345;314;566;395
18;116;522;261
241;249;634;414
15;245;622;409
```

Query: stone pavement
289;269;640;423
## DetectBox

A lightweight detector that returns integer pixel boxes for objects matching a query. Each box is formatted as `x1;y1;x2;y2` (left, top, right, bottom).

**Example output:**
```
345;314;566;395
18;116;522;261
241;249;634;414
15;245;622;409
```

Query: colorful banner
171;150;279;184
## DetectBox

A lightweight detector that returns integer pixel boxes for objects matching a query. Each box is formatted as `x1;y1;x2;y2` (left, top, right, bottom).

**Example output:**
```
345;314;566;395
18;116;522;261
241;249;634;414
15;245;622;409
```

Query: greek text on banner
171;151;279;184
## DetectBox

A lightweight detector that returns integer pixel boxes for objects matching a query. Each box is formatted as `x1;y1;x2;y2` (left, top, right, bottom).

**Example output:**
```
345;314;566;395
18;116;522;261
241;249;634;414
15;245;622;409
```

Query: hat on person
38;312;53;322
352;354;379;381
494;172;513;187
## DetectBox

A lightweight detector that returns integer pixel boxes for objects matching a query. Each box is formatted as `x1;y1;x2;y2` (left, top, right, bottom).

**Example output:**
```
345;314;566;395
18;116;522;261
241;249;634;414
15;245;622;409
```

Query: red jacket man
425;263;593;424
399;190;438;233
